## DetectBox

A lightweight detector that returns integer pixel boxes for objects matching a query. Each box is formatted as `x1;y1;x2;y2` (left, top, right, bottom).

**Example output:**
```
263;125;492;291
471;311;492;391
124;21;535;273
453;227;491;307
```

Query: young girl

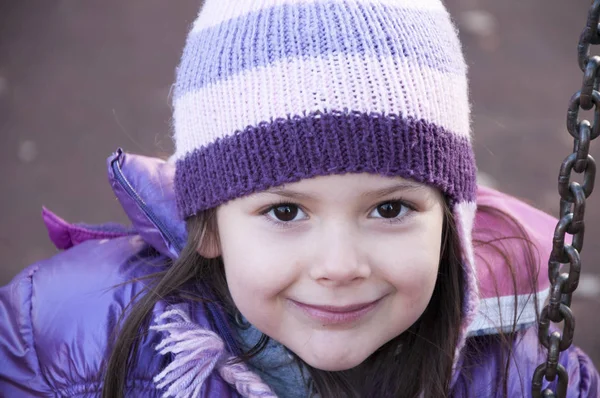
1;0;599;397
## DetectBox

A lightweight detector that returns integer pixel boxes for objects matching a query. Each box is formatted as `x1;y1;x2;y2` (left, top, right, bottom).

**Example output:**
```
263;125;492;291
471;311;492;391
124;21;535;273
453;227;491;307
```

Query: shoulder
470;186;556;335
0;235;168;396
453;326;600;397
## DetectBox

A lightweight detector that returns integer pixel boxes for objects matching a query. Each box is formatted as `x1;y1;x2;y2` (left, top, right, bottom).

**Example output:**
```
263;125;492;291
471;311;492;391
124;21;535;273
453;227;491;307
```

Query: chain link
532;1;600;396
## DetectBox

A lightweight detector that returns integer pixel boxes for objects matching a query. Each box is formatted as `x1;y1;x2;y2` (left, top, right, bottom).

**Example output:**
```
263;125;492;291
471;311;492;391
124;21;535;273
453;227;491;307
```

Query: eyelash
372;199;417;225
259;198;417;228
259;200;306;229
376;200;416;225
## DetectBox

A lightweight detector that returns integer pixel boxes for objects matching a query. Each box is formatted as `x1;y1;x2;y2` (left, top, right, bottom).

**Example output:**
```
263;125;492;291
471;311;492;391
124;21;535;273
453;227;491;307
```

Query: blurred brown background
1;0;599;367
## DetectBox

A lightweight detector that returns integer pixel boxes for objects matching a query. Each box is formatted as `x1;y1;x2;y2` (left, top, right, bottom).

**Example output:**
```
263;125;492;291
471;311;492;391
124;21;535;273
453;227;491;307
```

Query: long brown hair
102;202;539;397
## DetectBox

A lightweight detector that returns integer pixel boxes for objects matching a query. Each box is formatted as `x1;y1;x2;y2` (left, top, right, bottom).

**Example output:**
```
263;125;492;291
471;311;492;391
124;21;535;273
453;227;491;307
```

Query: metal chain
532;2;600;396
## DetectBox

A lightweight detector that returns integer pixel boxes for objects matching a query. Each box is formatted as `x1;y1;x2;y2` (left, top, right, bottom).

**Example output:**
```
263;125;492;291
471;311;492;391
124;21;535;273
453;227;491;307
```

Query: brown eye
271;204;300;222
375;201;404;219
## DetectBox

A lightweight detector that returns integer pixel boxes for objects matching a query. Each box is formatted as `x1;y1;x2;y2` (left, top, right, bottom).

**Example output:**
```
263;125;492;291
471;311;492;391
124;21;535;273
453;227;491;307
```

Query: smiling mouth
289;298;383;325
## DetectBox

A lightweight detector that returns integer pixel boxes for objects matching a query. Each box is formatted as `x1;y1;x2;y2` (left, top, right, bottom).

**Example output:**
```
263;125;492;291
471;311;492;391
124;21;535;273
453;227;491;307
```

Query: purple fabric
0;237;168;397
175;2;463;98
454;328;600;397
42;207;134;250
176;110;476;218
108;150;186;258
0;236;238;397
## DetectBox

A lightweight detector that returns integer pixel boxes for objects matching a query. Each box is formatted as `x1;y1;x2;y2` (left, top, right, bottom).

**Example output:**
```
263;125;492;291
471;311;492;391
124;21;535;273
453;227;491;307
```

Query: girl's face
212;173;444;371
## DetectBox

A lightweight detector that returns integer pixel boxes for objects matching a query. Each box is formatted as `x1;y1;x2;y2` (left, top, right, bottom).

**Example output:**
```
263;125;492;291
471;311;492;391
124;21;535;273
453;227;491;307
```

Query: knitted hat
172;0;478;375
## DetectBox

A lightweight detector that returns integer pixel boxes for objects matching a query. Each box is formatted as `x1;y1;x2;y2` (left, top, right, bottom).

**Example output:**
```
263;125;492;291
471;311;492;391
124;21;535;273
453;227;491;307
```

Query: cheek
218;218;301;303
371;226;442;301
219;229;302;335
219;235;283;327
390;250;439;305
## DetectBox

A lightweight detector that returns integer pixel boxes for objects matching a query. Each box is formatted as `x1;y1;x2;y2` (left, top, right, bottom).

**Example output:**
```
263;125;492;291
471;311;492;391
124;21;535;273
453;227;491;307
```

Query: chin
300;351;367;372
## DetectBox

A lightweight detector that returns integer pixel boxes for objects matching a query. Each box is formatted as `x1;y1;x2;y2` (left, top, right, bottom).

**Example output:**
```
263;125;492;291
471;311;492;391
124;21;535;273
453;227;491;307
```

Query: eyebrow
360;181;428;198
259;181;427;201
259;187;314;200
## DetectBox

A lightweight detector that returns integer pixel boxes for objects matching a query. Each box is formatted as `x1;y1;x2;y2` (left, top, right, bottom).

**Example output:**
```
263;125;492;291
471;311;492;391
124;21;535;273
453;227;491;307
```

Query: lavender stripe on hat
175;1;464;97
193;0;447;31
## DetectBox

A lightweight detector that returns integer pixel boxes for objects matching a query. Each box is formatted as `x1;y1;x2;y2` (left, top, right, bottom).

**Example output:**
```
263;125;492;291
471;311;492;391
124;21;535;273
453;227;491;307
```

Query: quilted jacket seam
27;266;59;396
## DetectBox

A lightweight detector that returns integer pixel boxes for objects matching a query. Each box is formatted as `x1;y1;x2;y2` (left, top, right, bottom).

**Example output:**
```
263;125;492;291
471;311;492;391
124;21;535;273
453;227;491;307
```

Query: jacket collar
108;149;186;259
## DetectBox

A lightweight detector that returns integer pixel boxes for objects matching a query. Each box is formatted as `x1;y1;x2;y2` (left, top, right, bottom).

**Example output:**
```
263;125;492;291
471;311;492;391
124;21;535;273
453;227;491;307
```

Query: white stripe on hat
173;53;470;160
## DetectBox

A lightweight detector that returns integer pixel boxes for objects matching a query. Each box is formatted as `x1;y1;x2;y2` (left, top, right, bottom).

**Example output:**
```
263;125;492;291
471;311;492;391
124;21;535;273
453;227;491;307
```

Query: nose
308;224;371;285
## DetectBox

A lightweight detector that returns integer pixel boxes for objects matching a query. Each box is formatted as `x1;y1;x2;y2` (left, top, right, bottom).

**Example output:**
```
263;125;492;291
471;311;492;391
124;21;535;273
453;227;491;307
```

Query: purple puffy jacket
1;150;598;397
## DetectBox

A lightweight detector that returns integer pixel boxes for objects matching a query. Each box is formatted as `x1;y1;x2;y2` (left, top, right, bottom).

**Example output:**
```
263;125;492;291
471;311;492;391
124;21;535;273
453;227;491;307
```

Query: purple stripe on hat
175;2;463;98
175;110;476;217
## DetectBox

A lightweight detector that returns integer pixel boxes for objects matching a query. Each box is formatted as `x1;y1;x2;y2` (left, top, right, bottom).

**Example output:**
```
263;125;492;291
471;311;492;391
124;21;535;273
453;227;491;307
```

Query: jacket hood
107;149;553;338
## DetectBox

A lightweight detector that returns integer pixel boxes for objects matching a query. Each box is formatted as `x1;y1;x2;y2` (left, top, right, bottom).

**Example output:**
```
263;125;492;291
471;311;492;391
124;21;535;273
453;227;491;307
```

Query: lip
289;298;383;325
